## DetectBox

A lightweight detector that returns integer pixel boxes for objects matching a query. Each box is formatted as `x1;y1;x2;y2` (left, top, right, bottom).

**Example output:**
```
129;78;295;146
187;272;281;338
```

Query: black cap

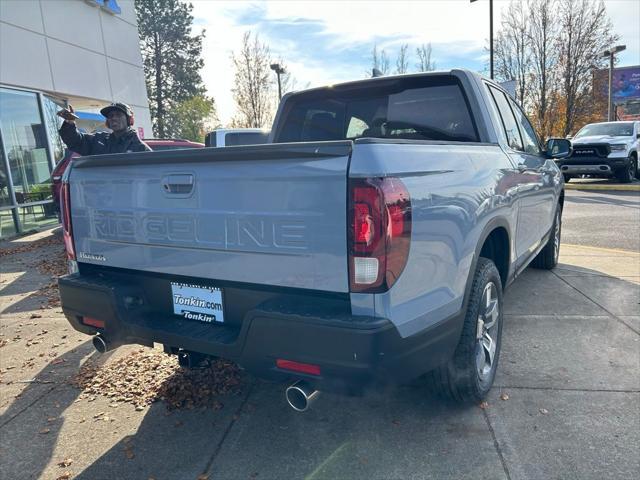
100;102;133;118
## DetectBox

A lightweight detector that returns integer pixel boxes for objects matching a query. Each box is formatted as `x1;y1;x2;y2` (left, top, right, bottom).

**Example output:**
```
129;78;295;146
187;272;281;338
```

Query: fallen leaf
57;458;73;467
539;408;549;415
479;401;489;410
47;417;57;423
39;428;50;434
55;473;71;480
500;393;510;401
125;450;135;459
197;475;209;480
93;412;105;418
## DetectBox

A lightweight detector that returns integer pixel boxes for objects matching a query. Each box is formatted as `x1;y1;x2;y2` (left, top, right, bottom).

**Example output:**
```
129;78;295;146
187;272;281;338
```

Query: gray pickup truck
59;70;570;410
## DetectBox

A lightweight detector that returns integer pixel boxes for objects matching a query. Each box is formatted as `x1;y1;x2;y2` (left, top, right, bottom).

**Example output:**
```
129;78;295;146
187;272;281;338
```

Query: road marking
563;243;640;256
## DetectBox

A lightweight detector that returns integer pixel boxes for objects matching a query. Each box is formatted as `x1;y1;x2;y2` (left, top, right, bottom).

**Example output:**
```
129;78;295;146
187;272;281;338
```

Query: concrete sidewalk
1;229;638;480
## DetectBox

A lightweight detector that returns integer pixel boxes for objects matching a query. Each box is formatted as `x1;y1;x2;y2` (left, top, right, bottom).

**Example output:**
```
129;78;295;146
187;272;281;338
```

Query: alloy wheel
475;282;500;381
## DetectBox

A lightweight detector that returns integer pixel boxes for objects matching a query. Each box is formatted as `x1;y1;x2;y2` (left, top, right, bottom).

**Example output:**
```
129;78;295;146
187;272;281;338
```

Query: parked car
558;121;639;183
51;139;204;211
58;70;569;410
204;128;269;147
143;138;205;151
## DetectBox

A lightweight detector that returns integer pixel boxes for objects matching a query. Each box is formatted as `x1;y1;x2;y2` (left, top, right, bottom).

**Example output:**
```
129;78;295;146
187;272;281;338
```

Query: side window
509;98;541;155
488;86;523;151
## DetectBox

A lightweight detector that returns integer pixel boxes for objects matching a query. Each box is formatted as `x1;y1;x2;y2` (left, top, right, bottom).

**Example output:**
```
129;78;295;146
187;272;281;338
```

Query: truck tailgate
68;142;351;292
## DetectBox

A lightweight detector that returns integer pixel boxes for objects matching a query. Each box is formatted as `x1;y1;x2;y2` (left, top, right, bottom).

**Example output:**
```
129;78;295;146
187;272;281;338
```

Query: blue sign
85;0;121;15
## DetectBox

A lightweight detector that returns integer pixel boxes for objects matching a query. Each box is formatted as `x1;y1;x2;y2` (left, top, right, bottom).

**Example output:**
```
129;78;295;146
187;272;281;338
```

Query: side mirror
545;138;572;159
204;132;215;147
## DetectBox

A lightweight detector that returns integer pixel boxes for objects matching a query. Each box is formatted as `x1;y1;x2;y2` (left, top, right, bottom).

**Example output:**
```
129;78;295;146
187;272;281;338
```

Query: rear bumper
59;272;461;394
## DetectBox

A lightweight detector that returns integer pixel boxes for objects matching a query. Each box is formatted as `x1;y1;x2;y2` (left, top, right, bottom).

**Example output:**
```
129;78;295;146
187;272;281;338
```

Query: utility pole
601;45;626;121
471;0;494;79
270;63;285;100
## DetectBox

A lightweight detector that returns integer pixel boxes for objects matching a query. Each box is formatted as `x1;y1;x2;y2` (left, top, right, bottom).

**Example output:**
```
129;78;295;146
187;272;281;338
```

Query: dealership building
0;0;151;239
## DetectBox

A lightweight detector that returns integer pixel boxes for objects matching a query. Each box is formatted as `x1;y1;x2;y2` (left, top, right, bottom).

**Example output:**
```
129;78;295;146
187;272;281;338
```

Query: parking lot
1;189;639;480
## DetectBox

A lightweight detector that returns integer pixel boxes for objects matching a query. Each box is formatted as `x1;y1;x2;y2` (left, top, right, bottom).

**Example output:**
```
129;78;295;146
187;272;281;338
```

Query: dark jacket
59;122;151;156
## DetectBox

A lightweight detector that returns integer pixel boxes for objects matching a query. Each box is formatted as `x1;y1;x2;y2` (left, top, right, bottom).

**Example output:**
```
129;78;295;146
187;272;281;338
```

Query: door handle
162;174;194;194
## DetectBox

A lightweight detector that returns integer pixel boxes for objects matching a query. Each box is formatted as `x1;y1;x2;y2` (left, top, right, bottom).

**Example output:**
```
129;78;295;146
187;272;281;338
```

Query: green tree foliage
136;0;207;138
170;95;220;143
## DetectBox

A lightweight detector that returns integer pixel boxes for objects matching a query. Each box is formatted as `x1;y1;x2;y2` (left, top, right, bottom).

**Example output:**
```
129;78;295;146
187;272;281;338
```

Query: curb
564;183;640;192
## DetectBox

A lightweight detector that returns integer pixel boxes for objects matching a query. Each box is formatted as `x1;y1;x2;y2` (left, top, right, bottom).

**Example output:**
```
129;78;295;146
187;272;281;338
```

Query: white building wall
0;0;151;136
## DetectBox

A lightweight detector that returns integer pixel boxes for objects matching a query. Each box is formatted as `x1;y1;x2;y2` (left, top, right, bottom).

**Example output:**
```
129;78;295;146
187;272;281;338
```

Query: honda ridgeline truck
59;70;570;410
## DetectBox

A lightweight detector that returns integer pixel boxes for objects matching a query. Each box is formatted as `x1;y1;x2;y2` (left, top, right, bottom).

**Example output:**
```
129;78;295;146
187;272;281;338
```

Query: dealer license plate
171;282;225;324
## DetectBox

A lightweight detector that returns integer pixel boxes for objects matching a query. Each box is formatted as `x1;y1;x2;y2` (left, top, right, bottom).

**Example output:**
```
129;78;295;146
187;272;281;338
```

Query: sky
190;0;640;125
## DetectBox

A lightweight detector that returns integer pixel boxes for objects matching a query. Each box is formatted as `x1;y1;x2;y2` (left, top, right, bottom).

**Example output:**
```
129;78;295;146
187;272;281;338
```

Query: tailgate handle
162;174;194;194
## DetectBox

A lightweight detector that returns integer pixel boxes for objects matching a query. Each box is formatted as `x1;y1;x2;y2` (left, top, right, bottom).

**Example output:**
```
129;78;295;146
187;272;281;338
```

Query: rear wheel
426;258;503;403
532;206;562;270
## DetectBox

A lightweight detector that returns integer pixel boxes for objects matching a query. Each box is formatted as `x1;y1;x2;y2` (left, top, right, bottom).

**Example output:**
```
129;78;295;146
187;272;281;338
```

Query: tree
395;44;410;74
528;0;560;139
371;44;390;76
493;1;531;105
416;43;436;72
170;95;220;142
136;0;207;138
231;32;273;128
556;0;618;135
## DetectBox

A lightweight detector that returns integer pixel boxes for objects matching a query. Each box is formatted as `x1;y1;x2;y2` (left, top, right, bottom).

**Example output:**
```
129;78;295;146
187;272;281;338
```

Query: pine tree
136;0;207;138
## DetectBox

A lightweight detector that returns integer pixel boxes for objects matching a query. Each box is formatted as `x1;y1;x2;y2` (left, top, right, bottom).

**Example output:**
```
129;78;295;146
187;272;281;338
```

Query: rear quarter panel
350;141;518;338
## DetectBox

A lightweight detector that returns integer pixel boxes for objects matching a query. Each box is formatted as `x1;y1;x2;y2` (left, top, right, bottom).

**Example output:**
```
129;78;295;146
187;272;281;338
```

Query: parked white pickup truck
559;121;640;183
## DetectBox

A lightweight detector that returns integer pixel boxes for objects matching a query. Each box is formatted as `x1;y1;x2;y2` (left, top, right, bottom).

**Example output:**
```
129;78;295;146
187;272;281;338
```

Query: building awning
76;111;104;121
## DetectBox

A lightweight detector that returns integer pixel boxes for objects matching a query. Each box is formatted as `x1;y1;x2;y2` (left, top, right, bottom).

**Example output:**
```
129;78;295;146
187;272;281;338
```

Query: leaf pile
73;349;242;410
0;235;60;258
36;249;68;308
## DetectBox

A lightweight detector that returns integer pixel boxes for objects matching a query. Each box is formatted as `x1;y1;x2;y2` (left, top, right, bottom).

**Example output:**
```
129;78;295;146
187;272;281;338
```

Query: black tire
563;174;571;183
632;154;639;180
615;156;636;183
425;258;503;403
532;205;562;270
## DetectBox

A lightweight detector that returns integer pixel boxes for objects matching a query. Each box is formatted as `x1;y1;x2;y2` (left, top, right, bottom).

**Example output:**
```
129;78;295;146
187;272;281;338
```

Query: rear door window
488;86;523;151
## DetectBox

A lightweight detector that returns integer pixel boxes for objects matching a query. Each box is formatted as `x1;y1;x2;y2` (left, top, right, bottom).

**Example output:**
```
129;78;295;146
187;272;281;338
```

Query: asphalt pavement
0;194;639;480
563;189;640;251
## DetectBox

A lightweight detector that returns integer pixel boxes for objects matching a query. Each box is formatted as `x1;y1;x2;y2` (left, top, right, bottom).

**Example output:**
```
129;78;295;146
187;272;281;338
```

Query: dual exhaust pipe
92;335;320;412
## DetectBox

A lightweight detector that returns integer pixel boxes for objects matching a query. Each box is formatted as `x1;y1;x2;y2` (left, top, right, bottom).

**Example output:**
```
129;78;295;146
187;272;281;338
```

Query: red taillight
81;316;105;329
276;359;321;376
348;177;411;293
60;182;76;260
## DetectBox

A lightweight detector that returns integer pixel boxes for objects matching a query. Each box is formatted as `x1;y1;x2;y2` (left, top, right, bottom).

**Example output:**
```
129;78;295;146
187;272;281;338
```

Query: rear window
224;132;270;146
275;76;478;143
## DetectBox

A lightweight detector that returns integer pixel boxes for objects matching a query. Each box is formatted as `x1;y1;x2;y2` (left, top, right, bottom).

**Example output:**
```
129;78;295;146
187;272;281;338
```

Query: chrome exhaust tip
285;380;320;412
92;335;109;353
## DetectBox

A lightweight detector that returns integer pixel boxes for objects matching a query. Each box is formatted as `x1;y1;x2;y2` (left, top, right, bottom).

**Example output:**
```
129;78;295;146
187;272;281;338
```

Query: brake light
348;177;411;293
276;359;321;376
60;182;76;261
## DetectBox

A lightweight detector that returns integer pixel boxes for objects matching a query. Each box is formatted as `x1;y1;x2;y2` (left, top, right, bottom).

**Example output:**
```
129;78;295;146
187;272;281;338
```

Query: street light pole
471;0;493;79
601;45;626;121
270;63;285;100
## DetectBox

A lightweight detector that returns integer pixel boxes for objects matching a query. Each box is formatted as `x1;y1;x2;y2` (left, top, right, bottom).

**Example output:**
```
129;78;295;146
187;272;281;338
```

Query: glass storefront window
0;139;11;207
0;208;17;239
17;204;58;232
0;88;52;205
42;94;66;164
